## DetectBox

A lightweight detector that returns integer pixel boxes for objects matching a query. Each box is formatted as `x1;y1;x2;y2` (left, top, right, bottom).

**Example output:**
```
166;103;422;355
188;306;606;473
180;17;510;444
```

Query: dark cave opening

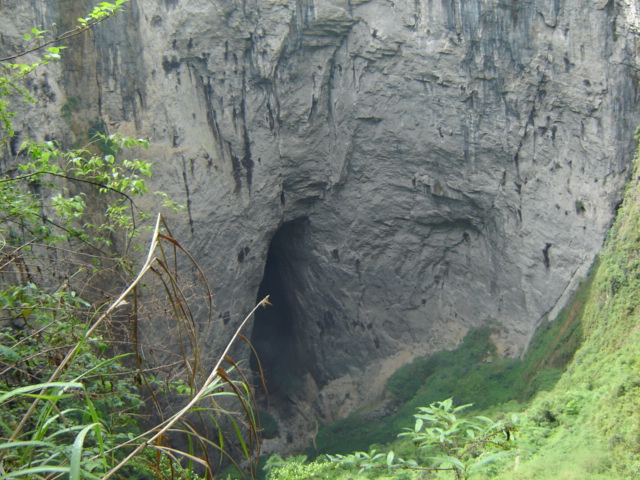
250;219;308;398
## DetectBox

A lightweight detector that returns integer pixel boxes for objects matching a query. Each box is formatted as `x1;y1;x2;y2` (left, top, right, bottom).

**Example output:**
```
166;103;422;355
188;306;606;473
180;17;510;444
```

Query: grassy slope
493;137;640;479
312;290;587;458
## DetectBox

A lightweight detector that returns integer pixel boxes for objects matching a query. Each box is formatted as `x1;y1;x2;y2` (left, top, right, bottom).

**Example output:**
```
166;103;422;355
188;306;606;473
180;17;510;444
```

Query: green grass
489;133;640;479
312;312;583;457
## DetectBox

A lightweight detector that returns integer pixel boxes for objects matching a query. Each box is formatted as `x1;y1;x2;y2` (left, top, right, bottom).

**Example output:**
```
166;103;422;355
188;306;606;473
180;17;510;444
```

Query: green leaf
467;451;511;473
439;455;466;470
0;381;83;403
0;440;54;450
23;393;75;401
474;415;494;424
0;345;20;363
453;402;474;413
70;353;131;383
0;466;70;479
230;416;249;460
70;423;102;480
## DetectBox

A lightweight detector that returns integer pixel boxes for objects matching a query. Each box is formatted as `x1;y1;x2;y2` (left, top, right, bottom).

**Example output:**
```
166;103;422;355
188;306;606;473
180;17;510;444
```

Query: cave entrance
250;218;308;398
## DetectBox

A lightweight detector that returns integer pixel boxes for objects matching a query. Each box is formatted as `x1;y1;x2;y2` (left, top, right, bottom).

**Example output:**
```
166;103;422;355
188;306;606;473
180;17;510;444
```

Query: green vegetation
0;2;262;478
263;400;528;480
492;129;640;479
312;313;580;456
331;399;526;480
257;411;279;439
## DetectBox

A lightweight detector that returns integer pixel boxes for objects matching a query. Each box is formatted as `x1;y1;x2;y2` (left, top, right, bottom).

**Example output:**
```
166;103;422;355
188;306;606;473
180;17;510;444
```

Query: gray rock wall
2;0;640;447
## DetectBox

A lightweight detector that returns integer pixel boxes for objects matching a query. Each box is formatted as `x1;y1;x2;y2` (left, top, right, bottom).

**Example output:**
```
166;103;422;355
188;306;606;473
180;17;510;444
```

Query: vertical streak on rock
240;69;254;190
181;157;194;235
197;70;243;194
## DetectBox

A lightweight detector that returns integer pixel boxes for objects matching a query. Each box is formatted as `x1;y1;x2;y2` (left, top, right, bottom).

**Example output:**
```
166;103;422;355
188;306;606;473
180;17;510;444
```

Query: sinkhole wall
2;0;640;449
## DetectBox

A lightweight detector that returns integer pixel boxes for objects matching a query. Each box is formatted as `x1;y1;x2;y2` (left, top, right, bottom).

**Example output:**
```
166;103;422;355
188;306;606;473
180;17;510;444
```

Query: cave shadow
250;218;309;400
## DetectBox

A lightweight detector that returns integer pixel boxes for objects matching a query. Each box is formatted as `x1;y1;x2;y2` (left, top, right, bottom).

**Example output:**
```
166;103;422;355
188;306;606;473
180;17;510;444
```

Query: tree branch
0;14;115;63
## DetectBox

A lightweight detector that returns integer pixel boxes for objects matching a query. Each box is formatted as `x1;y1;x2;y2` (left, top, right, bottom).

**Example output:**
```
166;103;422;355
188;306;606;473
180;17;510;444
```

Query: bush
328;399;528;480
0;3;263;478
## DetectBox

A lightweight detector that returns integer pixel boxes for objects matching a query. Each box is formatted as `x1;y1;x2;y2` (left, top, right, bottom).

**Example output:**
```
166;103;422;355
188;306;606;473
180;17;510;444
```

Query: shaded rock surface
2;0;640;450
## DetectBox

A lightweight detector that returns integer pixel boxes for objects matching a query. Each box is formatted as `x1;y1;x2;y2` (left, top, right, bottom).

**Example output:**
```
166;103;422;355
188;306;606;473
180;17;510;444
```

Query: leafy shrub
327;399;528;480
264;455;334;480
0;2;263;478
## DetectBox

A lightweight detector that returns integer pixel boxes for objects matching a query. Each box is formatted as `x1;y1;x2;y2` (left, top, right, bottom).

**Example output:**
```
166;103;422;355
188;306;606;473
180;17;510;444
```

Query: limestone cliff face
2;0;640;446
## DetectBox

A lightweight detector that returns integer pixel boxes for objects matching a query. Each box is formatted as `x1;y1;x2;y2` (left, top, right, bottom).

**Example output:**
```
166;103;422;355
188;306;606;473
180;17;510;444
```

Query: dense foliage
0;3;261;479
260;399;527;480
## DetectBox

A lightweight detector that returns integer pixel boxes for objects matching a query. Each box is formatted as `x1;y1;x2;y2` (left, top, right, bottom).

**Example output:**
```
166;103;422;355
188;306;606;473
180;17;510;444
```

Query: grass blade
0;382;83;403
0;465;70;479
70;423;102;480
